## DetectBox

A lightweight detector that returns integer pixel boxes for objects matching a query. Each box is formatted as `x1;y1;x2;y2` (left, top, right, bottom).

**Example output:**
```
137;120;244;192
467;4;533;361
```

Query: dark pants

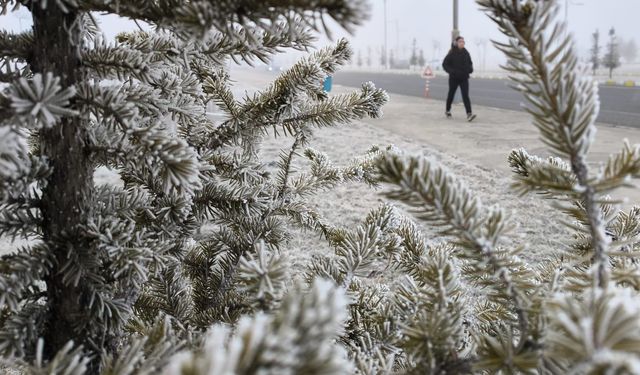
446;76;472;114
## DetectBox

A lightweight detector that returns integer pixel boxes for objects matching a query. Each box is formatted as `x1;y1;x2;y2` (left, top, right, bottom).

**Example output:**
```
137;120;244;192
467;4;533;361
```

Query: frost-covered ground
257;115;570;272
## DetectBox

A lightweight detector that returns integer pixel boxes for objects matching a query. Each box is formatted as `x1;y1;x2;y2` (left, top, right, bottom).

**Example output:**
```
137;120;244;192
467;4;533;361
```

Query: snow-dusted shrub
0;0;386;373
2;0;640;374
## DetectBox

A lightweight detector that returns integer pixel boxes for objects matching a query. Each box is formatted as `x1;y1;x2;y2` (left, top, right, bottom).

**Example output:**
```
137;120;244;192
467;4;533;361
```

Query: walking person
442;36;476;122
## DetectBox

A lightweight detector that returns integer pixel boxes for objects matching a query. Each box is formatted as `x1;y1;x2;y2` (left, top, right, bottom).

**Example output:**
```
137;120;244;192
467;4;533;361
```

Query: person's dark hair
448;36;464;54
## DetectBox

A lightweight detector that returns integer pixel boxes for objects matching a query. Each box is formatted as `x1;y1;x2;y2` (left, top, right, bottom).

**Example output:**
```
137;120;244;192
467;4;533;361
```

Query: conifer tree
418;49;425;68
590;29;600;75
622;38;638;63
409;38;418;67
604;27;621;78
0;0;386;373
3;0;640;374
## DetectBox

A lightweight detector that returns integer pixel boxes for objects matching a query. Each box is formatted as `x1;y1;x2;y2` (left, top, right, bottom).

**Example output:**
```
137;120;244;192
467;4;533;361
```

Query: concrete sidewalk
354;86;640;206
232;67;640;206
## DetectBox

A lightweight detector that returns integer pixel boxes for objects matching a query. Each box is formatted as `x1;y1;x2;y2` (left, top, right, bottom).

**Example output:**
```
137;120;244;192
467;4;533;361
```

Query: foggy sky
323;0;640;69
2;1;639;70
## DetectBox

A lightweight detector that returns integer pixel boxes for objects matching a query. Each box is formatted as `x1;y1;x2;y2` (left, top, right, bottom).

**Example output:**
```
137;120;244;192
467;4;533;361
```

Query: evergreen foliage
590;29;600;75
621;38;638;64
603;27;621;78
0;0;386;373
409;39;418;67
417;50;425;68
2;0;640;374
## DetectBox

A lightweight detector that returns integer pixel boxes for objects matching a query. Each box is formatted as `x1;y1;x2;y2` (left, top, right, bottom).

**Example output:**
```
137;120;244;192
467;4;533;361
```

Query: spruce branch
477;0;610;287
241;38;352;111
76;82;167;131
191;181;272;220
8;72;77;128
276;133;305;197
25;339;90;375
508;148;578;196
236;242;289;310
595;141;640;193
77;83;202;196
206;40;384;150
82;43;153;83
115;31;183;62
0;303;48;359
307;204;401;289
111;315;184;375
201;69;239;118
164;278;352;374
545;287;640;373
288;146;384;198
0;243;51;312
274;201;333;236
0;30;33;61
135;262;193;324
0;200;41;239
0;1;21;15
136;131;203;196
0;155;49;209
79;0;370;40
202;20;314;64
275;81;388;134
508;148;627;246
393;245;471;373
0;126;30;185
0;60;20;83
376;152;536;361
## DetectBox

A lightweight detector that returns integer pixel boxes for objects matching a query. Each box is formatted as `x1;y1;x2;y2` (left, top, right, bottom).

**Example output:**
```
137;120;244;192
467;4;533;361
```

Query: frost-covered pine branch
0;30;32;61
476;0;615;287
375;151;540;372
163;279;353;375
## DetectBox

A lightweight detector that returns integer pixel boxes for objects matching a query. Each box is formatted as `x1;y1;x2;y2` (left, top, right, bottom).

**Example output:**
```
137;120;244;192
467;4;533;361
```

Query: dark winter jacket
442;48;474;80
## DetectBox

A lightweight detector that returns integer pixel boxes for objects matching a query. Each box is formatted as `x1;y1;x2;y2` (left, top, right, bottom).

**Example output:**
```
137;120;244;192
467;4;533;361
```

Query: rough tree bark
30;5;96;369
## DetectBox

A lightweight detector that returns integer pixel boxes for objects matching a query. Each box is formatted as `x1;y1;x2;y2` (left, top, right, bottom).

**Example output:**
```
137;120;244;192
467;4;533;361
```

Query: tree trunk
31;5;96;369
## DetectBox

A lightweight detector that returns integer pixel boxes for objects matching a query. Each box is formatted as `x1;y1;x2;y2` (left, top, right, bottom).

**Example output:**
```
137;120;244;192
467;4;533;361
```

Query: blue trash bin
322;75;333;92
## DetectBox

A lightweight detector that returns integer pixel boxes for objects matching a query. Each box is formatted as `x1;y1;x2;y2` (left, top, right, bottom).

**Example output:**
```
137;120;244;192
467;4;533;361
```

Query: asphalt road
333;71;640;128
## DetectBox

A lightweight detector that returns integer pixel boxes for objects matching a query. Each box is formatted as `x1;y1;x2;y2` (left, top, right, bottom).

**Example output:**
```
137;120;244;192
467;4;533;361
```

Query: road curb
600;80;639;87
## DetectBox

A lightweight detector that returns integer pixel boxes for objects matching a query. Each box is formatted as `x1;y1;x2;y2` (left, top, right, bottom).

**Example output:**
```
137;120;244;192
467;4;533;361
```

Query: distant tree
366;46;372;67
357;50;363;67
389;49;395;68
380;45;387;67
410;38;418;67
432;39;441;59
603;27;621;78
590;29;601;75
418;49;426;67
621;38;638;63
